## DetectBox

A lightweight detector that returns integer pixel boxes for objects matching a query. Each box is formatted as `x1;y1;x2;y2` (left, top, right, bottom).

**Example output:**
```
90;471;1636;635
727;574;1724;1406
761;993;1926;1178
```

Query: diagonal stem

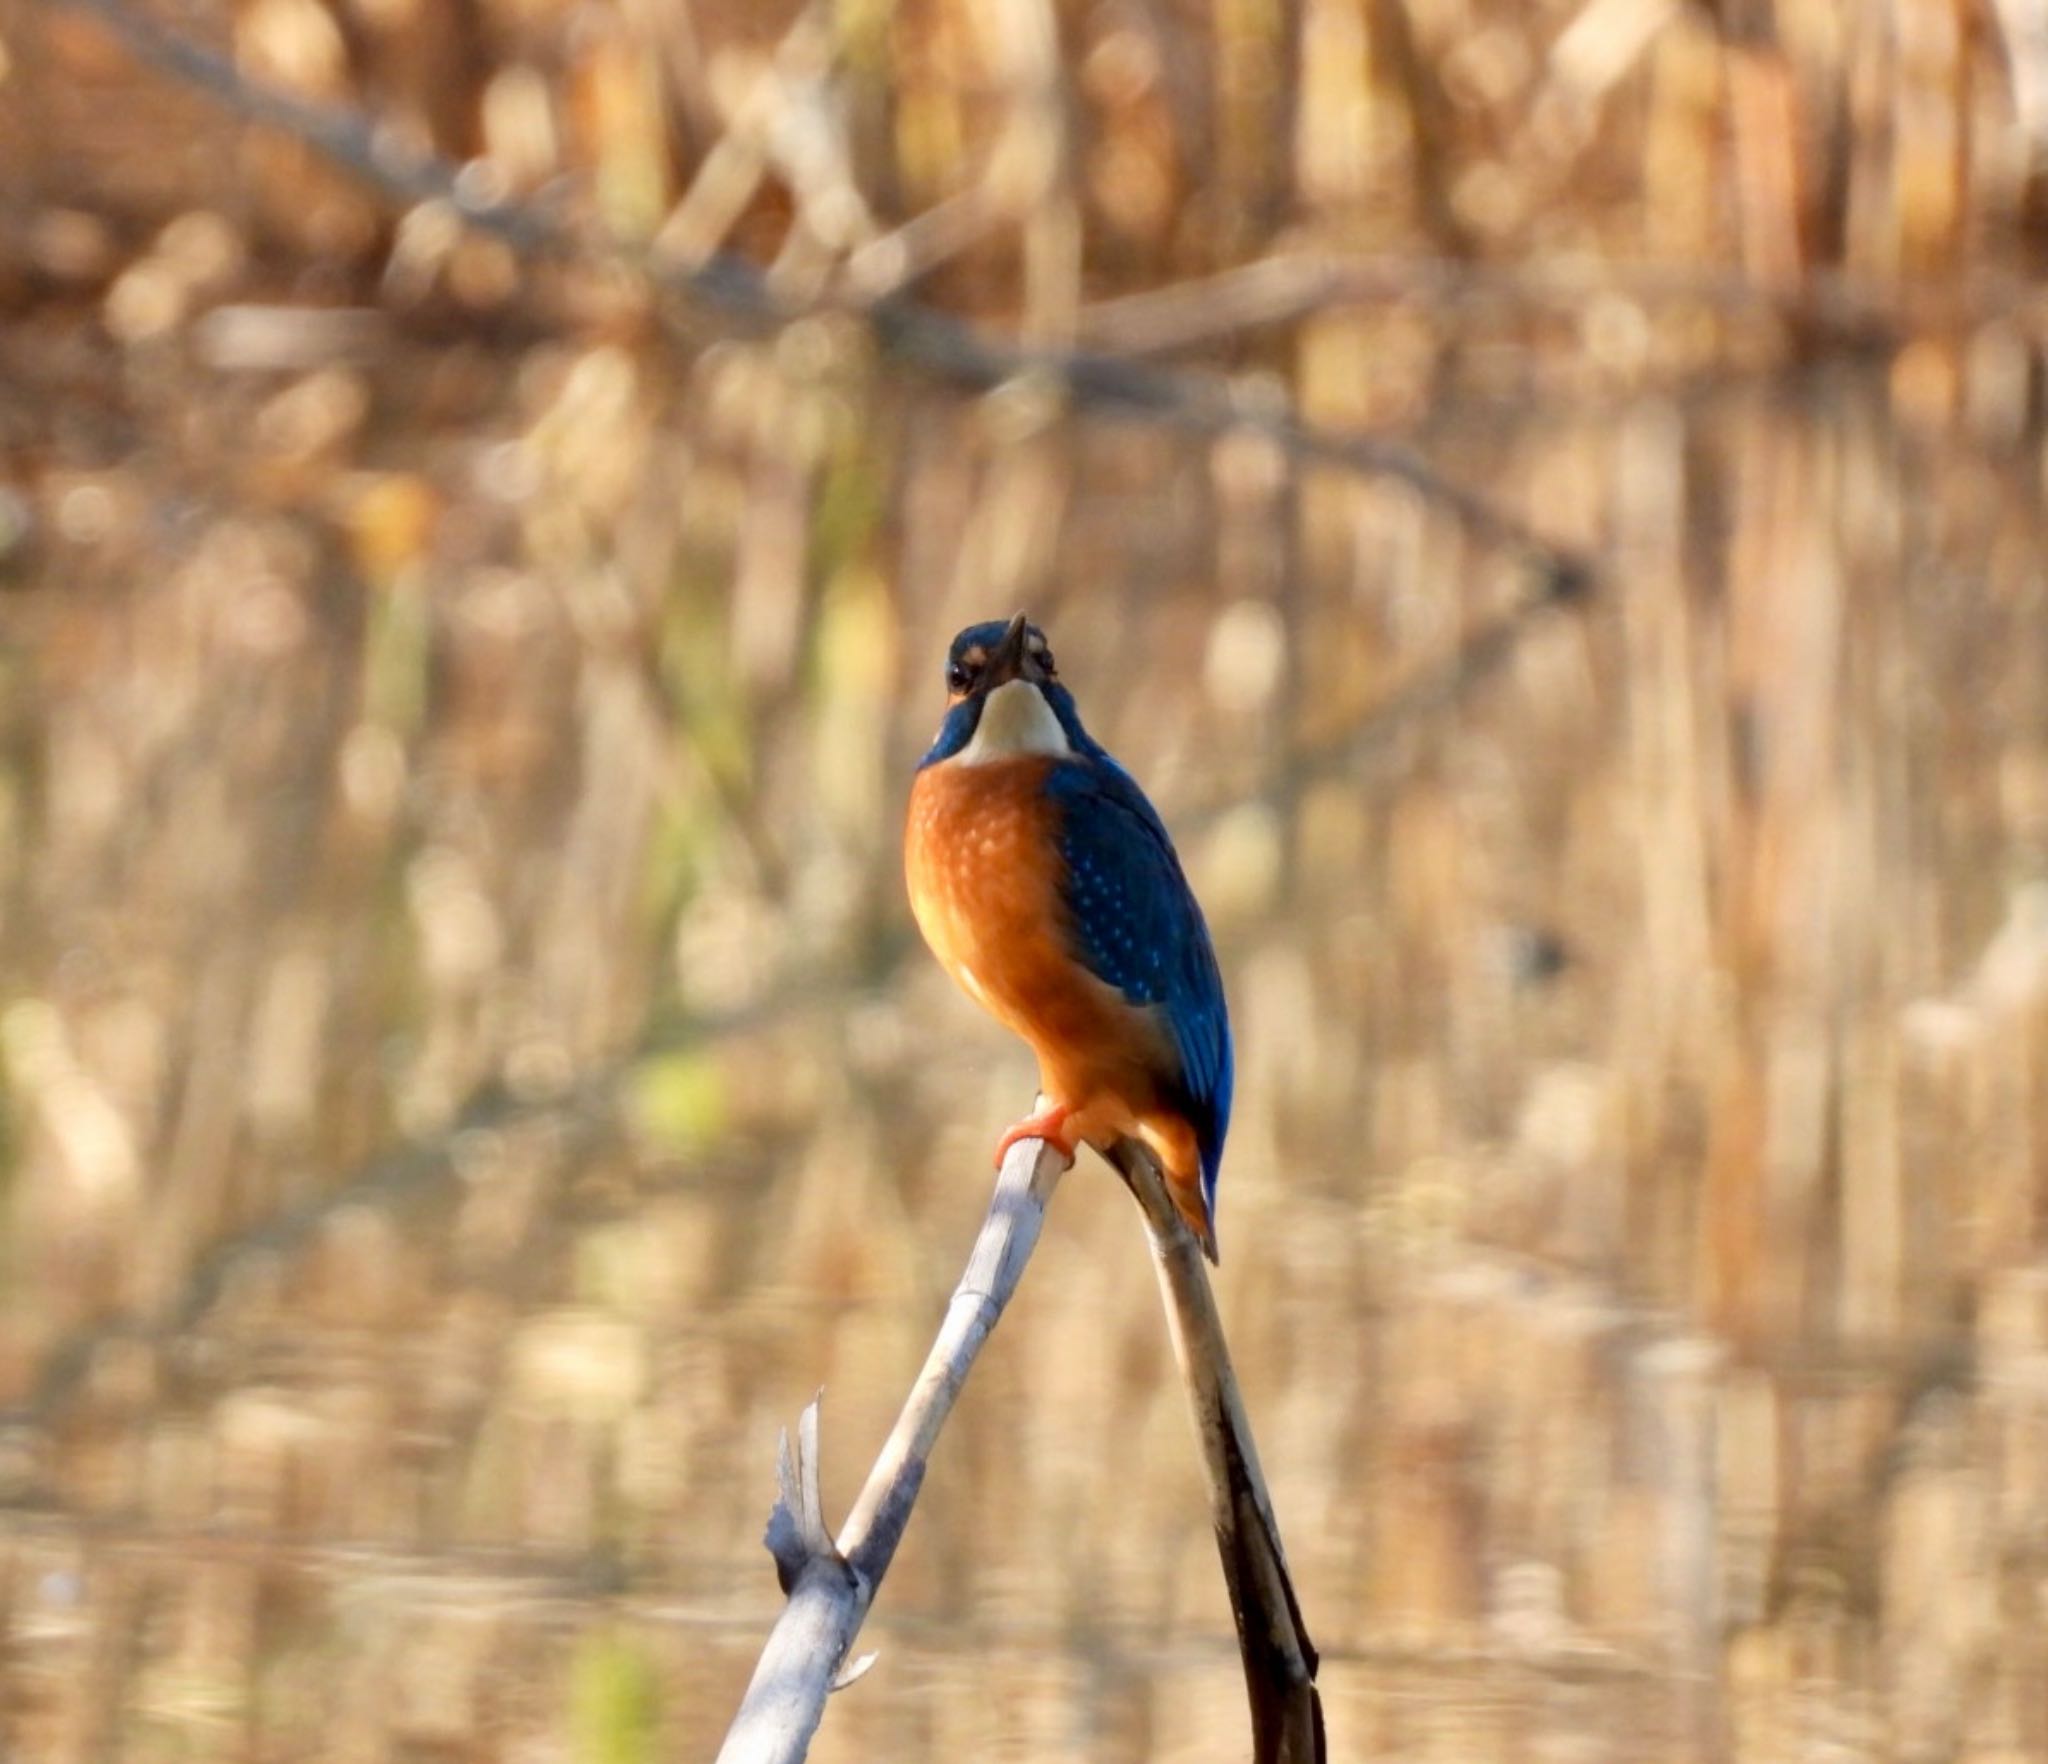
717;1133;1069;1764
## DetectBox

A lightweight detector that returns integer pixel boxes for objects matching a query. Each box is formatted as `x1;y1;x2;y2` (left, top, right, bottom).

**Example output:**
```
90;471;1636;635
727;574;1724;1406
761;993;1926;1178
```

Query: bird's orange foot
994;1102;1077;1168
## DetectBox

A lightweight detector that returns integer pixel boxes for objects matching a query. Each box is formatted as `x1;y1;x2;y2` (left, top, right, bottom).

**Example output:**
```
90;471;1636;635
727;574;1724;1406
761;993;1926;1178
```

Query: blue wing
1044;756;1234;1222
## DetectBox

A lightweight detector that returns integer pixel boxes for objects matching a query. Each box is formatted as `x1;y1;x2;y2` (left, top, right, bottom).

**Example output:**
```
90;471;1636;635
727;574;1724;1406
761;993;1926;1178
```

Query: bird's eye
946;662;973;693
1039;649;1056;677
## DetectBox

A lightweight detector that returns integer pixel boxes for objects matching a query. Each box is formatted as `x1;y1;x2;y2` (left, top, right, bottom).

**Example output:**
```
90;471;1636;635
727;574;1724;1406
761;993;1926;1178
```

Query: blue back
1038;691;1234;1225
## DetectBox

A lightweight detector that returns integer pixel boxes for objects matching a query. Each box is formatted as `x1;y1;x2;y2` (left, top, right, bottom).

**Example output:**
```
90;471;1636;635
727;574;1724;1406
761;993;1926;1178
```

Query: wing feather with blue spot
1044;758;1233;1219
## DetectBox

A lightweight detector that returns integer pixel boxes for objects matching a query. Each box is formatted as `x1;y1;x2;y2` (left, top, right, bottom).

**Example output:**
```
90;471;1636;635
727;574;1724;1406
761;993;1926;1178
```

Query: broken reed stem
1109;1142;1325;1764
716;1134;1069;1764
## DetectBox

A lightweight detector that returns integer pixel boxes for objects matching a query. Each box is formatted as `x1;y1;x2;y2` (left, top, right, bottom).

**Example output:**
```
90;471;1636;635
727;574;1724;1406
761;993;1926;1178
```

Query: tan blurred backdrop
4;0;2048;1758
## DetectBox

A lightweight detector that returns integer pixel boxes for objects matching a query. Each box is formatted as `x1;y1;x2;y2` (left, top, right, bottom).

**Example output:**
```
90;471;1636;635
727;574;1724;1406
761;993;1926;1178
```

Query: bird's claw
994;1103;1076;1167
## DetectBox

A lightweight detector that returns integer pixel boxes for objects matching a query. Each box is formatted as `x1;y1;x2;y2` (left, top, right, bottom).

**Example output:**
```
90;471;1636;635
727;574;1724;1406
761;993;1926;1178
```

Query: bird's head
919;613;1093;769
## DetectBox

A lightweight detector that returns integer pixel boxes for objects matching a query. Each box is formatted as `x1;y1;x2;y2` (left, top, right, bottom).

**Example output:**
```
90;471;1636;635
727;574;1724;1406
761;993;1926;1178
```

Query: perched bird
904;613;1233;1260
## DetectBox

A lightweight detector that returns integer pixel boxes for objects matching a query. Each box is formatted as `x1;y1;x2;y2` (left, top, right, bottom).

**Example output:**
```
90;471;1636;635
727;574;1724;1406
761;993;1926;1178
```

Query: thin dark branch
1109;1140;1324;1764
1182;564;1591;838
1073;249;2010;360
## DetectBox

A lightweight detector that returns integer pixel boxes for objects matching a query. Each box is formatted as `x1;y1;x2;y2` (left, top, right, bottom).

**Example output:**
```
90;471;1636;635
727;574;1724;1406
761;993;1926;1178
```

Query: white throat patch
956;680;1072;765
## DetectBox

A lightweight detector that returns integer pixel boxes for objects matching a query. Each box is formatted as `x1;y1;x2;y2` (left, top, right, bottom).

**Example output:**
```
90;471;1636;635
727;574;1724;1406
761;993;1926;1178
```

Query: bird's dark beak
983;612;1032;688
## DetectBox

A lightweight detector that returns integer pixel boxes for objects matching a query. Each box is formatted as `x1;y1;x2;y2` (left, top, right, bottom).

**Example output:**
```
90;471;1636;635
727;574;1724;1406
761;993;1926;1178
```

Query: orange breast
905;757;1064;1024
905;757;1174;1124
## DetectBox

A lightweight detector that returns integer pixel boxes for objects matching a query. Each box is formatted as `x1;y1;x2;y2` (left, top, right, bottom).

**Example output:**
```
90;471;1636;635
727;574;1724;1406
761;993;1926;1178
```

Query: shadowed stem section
1110;1140;1325;1764
717;1135;1070;1764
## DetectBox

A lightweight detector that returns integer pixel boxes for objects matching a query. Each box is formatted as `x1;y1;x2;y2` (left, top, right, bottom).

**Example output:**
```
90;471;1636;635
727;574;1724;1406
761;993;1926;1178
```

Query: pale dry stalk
715;1134;1069;1764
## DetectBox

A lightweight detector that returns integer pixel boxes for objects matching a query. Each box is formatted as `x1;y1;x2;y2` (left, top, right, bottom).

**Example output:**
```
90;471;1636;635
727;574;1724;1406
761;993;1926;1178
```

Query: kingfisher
904;614;1233;1260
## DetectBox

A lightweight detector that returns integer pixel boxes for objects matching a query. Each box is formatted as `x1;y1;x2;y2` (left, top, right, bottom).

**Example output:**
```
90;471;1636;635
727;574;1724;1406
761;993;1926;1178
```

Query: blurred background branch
41;0;1590;578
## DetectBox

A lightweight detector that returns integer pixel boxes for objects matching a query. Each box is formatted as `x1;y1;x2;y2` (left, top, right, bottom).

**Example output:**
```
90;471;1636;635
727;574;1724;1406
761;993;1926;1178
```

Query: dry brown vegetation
3;0;2048;1758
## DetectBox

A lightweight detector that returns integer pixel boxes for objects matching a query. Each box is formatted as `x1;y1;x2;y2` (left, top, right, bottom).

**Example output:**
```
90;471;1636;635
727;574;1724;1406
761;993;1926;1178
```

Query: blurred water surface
5;0;2048;1759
